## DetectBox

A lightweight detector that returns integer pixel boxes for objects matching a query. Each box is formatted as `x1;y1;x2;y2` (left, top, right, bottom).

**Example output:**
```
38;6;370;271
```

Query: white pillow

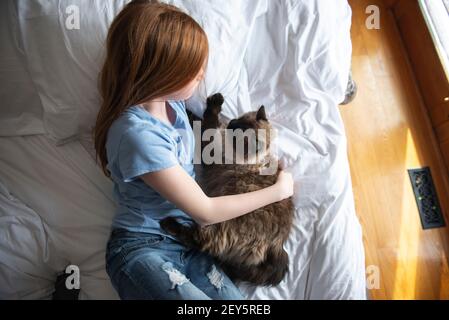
15;0;129;144
244;0;352;110
166;0;268;119
0;0;45;137
15;0;267;144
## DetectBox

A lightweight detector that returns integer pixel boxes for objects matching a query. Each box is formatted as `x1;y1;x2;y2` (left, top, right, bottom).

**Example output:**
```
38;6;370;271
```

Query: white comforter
0;0;366;299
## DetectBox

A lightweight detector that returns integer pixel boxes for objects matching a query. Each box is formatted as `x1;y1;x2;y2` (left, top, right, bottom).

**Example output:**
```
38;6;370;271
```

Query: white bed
0;0;367;299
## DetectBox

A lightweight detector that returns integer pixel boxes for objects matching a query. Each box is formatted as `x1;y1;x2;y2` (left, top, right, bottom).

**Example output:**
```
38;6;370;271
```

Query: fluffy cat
161;93;294;286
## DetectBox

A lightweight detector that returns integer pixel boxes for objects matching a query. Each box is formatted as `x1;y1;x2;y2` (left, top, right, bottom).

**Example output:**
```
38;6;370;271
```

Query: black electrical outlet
408;167;445;230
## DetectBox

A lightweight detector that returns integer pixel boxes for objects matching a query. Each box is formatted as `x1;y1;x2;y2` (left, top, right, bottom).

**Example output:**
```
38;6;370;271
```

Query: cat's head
225;106;273;165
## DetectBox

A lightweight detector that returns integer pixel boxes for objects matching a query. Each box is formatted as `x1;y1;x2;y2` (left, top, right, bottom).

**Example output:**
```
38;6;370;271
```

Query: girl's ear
256;105;267;121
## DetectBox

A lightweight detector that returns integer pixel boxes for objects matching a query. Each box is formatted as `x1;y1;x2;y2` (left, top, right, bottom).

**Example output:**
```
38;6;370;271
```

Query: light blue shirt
106;101;196;237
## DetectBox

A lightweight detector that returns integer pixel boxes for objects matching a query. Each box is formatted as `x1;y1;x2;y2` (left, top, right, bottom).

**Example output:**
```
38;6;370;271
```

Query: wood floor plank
342;0;449;300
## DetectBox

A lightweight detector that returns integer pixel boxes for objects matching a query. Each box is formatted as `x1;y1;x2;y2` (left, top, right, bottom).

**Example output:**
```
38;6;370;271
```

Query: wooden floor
341;0;449;299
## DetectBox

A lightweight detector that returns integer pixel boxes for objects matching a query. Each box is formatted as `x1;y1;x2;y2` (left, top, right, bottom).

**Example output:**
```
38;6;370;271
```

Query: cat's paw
206;93;224;113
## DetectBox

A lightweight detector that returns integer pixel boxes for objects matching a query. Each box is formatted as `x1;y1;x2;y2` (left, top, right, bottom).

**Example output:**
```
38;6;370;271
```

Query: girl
94;0;294;300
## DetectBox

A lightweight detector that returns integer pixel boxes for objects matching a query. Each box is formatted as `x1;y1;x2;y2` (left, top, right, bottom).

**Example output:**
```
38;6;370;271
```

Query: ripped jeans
105;229;245;300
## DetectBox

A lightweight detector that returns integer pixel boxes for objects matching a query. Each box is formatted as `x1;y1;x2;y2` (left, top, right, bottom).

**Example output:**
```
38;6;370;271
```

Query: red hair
94;0;208;176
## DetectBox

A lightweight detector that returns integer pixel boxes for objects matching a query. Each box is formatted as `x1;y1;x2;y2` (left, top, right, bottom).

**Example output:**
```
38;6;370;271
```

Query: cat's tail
223;247;289;287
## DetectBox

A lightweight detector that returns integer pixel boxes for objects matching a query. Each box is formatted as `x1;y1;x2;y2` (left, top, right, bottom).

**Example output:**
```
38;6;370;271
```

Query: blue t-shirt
106;101;196;237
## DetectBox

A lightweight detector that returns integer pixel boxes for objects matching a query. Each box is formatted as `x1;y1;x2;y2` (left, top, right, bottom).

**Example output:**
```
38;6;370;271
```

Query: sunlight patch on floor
392;130;421;299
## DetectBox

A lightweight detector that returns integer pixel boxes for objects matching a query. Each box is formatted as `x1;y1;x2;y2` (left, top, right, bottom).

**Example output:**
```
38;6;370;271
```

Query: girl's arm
140;165;294;226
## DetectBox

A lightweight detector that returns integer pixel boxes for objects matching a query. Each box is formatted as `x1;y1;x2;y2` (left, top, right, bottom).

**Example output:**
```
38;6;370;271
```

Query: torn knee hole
207;265;224;289
162;262;189;289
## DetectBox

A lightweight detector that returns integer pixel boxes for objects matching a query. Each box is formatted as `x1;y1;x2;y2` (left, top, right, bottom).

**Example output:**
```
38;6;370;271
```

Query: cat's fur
161;93;294;286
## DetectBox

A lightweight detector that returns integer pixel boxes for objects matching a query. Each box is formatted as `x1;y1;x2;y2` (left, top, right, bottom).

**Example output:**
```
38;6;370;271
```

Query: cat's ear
256;105;267;121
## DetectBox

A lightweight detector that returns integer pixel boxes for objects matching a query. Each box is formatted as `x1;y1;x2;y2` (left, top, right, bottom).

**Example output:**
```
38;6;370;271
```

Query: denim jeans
105;229;245;300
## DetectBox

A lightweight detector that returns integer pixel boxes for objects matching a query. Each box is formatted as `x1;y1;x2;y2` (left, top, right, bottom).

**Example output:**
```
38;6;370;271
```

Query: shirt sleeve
117;126;178;182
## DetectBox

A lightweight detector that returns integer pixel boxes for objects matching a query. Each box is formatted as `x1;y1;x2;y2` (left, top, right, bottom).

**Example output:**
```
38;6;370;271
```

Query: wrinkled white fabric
0;0;45;136
13;0;267;144
0;0;366;300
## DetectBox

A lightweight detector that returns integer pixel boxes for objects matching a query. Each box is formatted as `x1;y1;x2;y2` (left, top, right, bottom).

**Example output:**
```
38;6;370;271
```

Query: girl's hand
275;170;294;201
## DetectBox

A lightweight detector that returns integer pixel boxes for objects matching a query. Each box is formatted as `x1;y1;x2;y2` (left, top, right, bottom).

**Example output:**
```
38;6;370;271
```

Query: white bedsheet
0;0;366;299
0;135;118;299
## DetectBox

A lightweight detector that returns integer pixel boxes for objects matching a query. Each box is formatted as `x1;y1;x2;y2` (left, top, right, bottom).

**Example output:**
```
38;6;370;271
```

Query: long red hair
94;0;208;177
